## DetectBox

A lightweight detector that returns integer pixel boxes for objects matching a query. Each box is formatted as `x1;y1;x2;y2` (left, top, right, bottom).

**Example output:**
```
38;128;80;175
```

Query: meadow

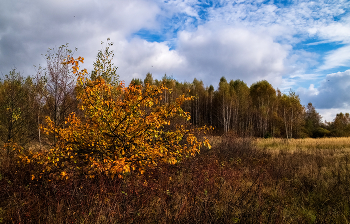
255;137;350;153
1;136;350;223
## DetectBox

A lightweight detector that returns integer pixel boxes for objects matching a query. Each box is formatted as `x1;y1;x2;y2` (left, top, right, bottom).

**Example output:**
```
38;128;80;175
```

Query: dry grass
1;136;350;223
255;137;350;154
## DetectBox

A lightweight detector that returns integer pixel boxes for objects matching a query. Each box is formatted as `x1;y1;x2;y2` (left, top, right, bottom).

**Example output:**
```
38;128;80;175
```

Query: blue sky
1;0;350;121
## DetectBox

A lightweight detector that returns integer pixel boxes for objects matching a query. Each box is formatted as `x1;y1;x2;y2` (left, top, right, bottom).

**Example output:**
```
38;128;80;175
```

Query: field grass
255;137;350;153
1;136;350;223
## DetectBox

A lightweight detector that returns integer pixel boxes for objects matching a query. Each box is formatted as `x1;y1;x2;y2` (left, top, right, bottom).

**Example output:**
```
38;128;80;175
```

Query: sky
1;0;350;122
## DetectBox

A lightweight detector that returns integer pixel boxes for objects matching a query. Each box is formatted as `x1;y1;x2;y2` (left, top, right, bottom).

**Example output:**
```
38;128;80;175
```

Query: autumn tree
43;44;77;145
330;113;350;137
32;67;48;148
214;77;234;133
304;103;324;137
130;78;143;86
90;38;119;86
144;73;154;85
37;50;210;180
230;80;251;136
279;91;304;138
0;70;38;154
208;85;214;127
250;80;276;137
161;74;176;104
190;78;206;126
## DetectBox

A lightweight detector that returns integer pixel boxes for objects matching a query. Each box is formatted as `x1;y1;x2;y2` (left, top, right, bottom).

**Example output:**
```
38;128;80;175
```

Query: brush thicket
1;135;350;223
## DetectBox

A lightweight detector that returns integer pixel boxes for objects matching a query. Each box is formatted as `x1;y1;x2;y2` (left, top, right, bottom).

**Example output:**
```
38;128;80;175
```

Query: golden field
255;137;350;153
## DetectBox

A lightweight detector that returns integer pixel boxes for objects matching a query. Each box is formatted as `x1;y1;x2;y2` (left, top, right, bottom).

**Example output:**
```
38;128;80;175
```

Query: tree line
132;74;350;138
0;43;349;149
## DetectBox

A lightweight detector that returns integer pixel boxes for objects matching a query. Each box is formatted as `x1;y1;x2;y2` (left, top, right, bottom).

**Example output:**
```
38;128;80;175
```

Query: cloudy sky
1;0;350;122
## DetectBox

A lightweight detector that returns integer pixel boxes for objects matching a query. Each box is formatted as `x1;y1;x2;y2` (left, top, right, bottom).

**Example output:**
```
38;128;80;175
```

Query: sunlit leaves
37;56;210;180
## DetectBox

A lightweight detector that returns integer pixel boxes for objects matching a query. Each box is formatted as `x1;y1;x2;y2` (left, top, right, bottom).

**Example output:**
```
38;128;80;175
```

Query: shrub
26;56;211;180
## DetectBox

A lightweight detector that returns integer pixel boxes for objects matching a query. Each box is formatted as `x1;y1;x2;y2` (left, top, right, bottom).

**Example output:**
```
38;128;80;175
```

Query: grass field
1;136;350;223
255;137;350;153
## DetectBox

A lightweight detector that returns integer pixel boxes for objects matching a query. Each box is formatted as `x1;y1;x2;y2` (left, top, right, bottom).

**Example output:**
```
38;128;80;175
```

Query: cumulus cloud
108;24;289;87
296;70;350;122
316;108;349;123
1;0;350;120
0;0;159;75
201;0;350;74
112;38;185;83
175;24;288;86
298;70;350;109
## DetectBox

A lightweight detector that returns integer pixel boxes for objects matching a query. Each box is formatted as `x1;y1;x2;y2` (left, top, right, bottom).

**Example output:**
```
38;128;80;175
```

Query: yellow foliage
36;56;211;180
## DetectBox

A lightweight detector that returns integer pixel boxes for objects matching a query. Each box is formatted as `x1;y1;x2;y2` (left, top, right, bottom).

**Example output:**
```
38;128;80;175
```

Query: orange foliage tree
38;54;210;180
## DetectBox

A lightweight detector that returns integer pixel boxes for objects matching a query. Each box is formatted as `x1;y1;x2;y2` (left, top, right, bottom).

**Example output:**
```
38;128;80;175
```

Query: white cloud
174;24;289;87
106;24;289;87
112;38;185;83
298;83;319;96
0;0;160;75
1;0;350;110
316;108;349;123
297;70;350;122
318;45;350;71
194;0;350;74
313;17;350;44
160;0;199;18
298;70;350;109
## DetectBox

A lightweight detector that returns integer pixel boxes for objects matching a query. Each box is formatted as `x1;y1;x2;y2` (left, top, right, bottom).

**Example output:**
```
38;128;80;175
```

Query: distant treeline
132;73;346;138
1;44;349;148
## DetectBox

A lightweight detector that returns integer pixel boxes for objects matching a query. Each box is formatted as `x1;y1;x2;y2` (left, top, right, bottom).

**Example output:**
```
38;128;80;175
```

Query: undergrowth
1;135;350;223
